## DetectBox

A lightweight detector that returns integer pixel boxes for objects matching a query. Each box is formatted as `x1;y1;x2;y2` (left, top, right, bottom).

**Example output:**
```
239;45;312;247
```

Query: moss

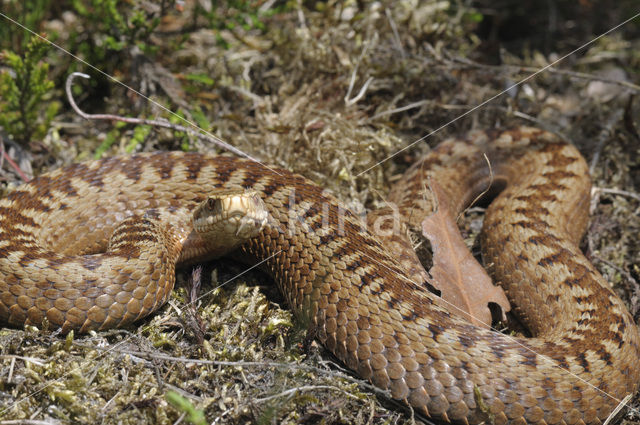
0;1;639;424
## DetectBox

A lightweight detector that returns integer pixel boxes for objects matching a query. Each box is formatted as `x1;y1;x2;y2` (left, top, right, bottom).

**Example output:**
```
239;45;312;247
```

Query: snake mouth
234;213;268;238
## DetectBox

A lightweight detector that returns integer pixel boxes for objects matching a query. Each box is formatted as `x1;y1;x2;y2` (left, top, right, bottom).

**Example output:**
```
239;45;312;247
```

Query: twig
258;0;278;13
592;255;639;289
226;84;264;106
451;57;640;93
344;38;375;106
590;185;640;218
70;343;391;398
212;406;234;425
65;72;264;165
0;136;30;182
183;266;205;345
589;110;624;176
172;412;187;425
511;111;548;128
370;100;431;120
593;187;640;203
345;76;374;107
624;95;639;141
254;385;360;403
385;8;406;60
461;153;493;222
295;0;307;29
0;355;46;367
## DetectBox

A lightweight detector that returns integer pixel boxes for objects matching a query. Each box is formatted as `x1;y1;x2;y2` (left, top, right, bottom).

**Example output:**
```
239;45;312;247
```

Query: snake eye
207;198;217;210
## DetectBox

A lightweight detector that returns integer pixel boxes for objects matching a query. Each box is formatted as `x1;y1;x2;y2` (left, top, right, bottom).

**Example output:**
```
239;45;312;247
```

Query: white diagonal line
358;250;638;415
0;251;280;416
0;12;282;176
0;5;638;421
192;249;282;303
356;11;640;177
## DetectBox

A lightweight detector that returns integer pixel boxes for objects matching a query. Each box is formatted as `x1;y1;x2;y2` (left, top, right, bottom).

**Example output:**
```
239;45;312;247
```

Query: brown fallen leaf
421;180;510;328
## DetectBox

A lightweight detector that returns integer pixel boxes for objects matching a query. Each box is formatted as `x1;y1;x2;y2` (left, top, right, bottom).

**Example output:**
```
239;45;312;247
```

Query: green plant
62;0;166;79
0;0;52;52
165;391;206;425
72;0;161;55
0;35;60;144
194;1;292;48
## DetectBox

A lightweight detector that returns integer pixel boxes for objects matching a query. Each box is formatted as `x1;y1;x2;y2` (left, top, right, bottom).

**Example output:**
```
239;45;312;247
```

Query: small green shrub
0;35;60;144
165;391;206;425
0;0;52;52
194;0;293;48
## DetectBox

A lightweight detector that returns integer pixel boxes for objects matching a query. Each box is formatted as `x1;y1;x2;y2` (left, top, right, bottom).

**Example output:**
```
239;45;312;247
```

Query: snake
0;126;638;424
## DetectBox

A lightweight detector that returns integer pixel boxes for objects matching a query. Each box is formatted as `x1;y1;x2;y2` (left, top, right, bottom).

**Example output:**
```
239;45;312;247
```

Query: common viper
0;126;638;424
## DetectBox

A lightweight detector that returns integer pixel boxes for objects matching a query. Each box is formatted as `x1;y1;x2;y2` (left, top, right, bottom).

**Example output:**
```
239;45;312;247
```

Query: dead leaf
421;180;510;328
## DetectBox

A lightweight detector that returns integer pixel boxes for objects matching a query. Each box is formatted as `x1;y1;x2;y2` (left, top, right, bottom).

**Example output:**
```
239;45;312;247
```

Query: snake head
192;190;268;243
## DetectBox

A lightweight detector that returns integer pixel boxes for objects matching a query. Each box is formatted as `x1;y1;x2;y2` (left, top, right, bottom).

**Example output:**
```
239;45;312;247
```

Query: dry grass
0;1;639;424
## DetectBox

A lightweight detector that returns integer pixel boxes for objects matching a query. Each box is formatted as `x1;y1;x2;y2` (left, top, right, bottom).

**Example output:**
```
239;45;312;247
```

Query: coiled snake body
0;127;638;424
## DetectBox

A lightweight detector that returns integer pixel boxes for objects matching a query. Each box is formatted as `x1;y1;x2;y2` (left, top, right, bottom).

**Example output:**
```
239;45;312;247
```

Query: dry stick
0;134;30;182
385;8;406;60
69;344;392;398
0;137;4;171
65;72;265;165
624;95;640;140
589;109;625;176
253;385;361;402
592;255;639;289
344;37;375;106
451;56;640;93
595;187;640;203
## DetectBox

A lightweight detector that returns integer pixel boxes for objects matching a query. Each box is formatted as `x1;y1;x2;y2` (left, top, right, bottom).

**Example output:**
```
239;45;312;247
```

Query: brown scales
0;127;638;424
